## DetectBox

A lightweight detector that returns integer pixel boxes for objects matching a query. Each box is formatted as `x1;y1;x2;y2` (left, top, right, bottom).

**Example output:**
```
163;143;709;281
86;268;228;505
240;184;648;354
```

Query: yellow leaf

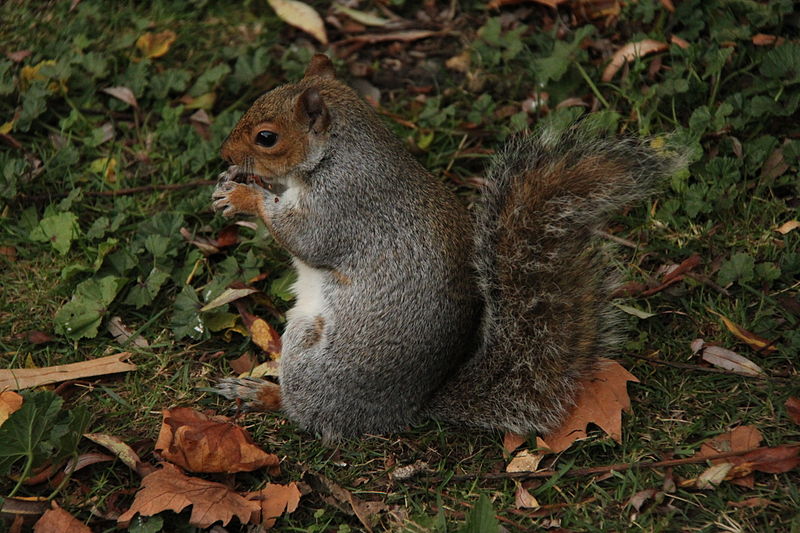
136;30;177;59
267;0;328;45
89;157;118;183
0;120;15;135
20;60;56;84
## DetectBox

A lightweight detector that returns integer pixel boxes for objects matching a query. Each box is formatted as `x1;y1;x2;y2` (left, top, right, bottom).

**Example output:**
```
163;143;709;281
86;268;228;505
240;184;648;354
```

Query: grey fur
213;71;682;441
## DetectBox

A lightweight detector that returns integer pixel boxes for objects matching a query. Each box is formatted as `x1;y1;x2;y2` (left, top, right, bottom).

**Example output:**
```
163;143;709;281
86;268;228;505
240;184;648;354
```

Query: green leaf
171;285;205;340
459;494;499;533
755;262;781;282
54;275;126;339
16;83;49;132
29;211;79;255
717;252;755;287
189;63;231;96
0;391;63;477
270;269;297;303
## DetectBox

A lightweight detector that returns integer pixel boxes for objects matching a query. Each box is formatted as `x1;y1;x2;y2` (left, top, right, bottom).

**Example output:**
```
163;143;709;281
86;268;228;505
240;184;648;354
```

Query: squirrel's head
220;54;337;181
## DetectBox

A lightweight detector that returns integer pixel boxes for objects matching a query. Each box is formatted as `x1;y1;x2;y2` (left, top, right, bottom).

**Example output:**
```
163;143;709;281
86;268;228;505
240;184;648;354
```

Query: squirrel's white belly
286;259;327;322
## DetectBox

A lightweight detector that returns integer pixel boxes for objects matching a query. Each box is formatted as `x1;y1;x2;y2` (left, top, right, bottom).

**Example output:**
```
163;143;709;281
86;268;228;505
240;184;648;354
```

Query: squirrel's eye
255;130;279;148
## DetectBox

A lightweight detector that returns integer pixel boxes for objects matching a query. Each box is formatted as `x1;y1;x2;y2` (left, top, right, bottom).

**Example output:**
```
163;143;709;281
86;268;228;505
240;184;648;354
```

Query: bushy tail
426;125;682;434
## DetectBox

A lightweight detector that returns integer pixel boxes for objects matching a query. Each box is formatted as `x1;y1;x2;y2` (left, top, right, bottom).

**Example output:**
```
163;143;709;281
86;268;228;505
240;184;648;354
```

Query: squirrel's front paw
212;180;258;218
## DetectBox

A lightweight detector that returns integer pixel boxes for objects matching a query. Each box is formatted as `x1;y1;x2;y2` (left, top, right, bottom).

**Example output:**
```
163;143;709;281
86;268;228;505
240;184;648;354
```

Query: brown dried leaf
732;445;800;475
239;309;282;359
760;146;789;181
136;30;177;59
84;432;153;477
307;473;386;533
107;316;149;348
626;488;658;511
752;34;785;46
786;397;800;426
215;225;240;248
118;463;261;528
514;482;540;509
27;331;54;344
506;449;543;472
695;425;762;488
701;345;765;376
33;504;91;533
659;0;675;12
101;86;138;108
267;0;328;44
230;352;259;374
155;407;279;473
246;482;302;529
0;391;24;426
776;220;800;235
0;245;17;261
6;50;32;63
602;39;668;82
503;431;526;454
537;358;638;453
728;497;774;508
0;352;136;391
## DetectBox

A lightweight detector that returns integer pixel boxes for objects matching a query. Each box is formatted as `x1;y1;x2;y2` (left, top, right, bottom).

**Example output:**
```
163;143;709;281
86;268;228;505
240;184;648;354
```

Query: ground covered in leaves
1;0;799;531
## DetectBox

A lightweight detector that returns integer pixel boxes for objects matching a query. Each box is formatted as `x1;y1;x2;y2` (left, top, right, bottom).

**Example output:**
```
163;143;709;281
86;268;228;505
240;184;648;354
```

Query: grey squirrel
212;54;680;442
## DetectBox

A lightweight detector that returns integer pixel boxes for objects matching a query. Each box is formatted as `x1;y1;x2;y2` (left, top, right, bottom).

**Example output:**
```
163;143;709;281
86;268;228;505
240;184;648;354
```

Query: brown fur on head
220;54;336;181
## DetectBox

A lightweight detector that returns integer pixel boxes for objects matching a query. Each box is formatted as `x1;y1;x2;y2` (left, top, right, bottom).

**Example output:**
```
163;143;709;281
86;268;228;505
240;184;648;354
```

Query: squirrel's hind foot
213;377;282;412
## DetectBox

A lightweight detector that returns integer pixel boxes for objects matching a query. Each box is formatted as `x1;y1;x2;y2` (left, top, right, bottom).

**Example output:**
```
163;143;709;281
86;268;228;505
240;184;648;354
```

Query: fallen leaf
241;360;280;378
626;488;658;511
200;287;260;312
602;39;668;82
118;463;261;528
179;92;217;110
506;449;543;472
701;345;764;377
155;407;279;473
246;483;302;528
341;29;441;45
732;445;800;475
215;225;240;248
710;312;777;353
752;34;785;46
503;431;526;454
333;4;390;26
0;352;136;390
307;473;386;533
0;391;24;426
0;245;17;260
267;0;328;44
101;86;138;108
390;460;430;481
695;425;762;488
27;331;54;344
6;50;32;63
180;226;220;255
230;352;259;374
514;482;540;509
136;30;177;59
445;50;471;73
776;220;800;235
238;308;283;359
84;433;153;477
696;462;733;489
659;0;675;12
63;452;115;475
107;316;149;348
786;397;800;426
760;146;789;181
613;303;656;319
33;503;91;533
728;497;774;508
537;358;638;453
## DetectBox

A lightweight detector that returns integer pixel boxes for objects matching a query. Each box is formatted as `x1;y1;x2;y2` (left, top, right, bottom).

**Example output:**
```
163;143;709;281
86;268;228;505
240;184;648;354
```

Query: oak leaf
0;391;23;426
33;503;91;533
246;482;302;528
155;407;279;473
118;463;260;528
537;358;638;453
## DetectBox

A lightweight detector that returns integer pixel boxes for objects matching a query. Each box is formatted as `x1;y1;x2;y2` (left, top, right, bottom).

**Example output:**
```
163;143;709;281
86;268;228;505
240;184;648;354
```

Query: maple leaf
537;358;638;453
33;503;91;533
117;463;261;528
155;407;279;473
246;482;302;528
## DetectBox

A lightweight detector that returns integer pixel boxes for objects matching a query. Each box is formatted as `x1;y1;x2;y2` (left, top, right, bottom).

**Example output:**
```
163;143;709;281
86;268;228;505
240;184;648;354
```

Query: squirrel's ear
295;87;330;134
304;54;336;80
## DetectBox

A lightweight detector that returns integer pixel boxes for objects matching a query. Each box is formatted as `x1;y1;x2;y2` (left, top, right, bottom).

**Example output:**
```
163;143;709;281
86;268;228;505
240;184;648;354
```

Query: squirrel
212;54;680;442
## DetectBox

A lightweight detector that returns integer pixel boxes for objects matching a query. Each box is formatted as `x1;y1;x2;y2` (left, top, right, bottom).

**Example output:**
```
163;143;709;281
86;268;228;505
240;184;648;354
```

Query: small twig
16;179;217;202
594;229;639;248
443;446;795;482
628;353;793;382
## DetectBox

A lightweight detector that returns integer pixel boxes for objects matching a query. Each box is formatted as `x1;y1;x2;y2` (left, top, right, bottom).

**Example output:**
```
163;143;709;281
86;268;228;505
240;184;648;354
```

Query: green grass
1;0;799;531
